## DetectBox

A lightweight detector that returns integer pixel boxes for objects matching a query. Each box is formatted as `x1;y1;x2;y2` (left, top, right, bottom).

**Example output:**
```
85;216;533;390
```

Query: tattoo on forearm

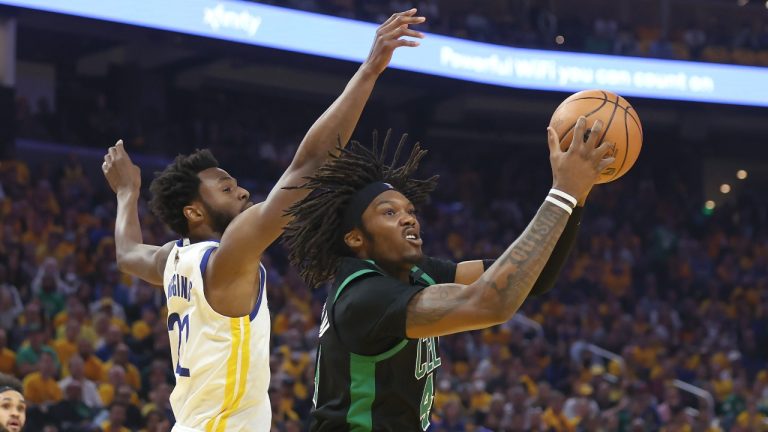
408;201;569;328
483;203;568;313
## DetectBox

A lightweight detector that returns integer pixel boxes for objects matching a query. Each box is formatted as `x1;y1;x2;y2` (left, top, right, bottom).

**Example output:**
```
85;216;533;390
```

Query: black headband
341;182;395;232
0;386;15;395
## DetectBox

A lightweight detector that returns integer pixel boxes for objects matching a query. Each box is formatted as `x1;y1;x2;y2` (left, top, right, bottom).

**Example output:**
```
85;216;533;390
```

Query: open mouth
7;420;20;431
403;228;423;245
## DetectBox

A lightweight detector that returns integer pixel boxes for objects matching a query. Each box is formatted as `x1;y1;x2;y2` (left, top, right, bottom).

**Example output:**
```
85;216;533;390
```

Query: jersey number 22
167;312;191;377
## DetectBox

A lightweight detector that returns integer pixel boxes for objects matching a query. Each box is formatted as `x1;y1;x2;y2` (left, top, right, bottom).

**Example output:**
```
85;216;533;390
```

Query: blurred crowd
1;121;767;431
4;1;768;431
255;0;768;66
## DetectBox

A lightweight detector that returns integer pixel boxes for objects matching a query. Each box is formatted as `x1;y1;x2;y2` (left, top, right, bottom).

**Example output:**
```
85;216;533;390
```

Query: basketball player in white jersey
101;10;426;431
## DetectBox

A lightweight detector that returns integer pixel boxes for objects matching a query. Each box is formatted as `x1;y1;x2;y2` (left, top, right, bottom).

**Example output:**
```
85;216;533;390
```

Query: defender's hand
360;8;425;76
102;140;141;195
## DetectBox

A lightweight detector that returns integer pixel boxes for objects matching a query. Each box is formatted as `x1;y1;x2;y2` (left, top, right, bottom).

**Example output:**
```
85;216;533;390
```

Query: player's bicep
118;241;173;287
455;260;485;285
405;283;500;339
152;241;174;284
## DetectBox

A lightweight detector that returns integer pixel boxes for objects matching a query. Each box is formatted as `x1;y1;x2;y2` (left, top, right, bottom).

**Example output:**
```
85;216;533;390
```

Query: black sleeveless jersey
310;257;456;432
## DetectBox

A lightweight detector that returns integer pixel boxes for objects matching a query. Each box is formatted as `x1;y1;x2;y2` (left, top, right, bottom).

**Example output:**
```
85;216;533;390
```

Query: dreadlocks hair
282;130;439;289
149;149;219;236
0;372;22;394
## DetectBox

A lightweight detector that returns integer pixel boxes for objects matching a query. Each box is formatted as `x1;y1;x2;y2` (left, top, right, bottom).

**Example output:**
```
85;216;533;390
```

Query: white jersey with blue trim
164;238;271;431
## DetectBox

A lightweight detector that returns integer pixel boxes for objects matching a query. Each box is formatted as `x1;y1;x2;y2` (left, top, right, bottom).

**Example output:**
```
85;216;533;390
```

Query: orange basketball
549;89;642;183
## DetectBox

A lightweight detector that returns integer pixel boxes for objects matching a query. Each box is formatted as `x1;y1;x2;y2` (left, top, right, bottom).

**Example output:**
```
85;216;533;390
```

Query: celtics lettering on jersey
415;337;441;430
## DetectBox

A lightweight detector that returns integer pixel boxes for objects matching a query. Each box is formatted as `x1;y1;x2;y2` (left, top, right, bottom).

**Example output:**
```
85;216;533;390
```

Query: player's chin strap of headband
0;386;15;394
341;181;395;233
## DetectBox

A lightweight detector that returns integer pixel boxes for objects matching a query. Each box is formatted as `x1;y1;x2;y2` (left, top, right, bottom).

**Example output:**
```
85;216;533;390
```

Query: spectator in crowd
59;354;103;410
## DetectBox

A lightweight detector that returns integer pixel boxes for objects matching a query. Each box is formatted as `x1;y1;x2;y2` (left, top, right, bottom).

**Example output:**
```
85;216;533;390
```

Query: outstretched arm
209;10;426;280
454;206;583;296
406;119;615;338
103;142;172;287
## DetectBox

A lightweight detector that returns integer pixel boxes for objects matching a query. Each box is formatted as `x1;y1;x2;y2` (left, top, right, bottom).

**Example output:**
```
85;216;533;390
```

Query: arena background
0;0;767;430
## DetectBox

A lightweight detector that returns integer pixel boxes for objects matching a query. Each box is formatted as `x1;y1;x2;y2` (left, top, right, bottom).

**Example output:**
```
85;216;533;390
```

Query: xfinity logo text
203;3;262;37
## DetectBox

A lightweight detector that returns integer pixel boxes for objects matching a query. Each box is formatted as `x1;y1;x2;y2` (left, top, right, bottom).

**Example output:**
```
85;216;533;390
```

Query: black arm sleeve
527;205;583;297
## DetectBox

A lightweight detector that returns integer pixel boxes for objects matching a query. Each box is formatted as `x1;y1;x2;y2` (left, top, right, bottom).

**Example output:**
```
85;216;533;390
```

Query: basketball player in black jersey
282;121;615;431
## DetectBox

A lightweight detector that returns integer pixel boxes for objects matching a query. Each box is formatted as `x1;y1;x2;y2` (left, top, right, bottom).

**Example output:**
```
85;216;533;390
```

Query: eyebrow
217;176;234;183
0;397;22;403
374;200;396;207
374;200;414;209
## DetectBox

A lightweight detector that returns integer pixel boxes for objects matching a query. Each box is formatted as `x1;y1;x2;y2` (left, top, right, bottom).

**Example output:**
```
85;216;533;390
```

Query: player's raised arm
405;118;615;338
453;205;583;295
102;141;172;286
209;10;426;271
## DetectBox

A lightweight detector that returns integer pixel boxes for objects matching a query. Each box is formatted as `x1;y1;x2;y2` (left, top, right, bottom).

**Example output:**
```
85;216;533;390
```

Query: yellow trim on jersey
206;318;244;431
227;317;251;426
216;317;252;431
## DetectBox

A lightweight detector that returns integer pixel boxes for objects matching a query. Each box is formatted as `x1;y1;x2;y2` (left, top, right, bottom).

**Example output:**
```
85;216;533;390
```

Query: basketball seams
594;94;619;157
552;90;641;184
611;109;631;181
563;96;641;128
558;92;609;147
626;106;642;133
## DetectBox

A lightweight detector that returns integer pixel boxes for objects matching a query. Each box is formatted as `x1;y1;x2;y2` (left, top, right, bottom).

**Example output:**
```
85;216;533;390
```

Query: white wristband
545;196;573;215
549;188;578;207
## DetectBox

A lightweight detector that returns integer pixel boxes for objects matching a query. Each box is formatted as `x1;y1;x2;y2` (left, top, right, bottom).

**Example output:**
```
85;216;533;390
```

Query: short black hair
282;131;438;288
149;149;219;236
0;372;22;394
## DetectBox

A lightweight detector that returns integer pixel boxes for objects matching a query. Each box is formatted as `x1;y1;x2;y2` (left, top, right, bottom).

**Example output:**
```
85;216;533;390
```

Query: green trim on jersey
347;357;376;432
411;266;436;285
348;340;409;431
353;339;409;362
333;269;379;302
329;260;439;431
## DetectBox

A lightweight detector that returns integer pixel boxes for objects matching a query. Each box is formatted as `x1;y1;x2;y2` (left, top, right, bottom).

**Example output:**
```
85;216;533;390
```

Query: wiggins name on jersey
164;238;271;432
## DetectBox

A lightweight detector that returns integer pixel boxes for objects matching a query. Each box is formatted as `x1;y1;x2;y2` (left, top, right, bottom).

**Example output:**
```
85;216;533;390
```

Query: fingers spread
570;116;587;153
598;157;617;172
585;120;603;149
392;39;420;48
379;13;425;35
383;26;425;43
593;141;615;160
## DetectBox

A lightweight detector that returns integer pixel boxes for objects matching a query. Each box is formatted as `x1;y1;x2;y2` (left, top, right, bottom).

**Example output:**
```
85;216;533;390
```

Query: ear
343;228;364;252
183;203;204;225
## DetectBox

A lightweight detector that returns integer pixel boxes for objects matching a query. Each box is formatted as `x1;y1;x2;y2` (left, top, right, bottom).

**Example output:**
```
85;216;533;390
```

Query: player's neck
373;260;410;283
188;227;222;244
